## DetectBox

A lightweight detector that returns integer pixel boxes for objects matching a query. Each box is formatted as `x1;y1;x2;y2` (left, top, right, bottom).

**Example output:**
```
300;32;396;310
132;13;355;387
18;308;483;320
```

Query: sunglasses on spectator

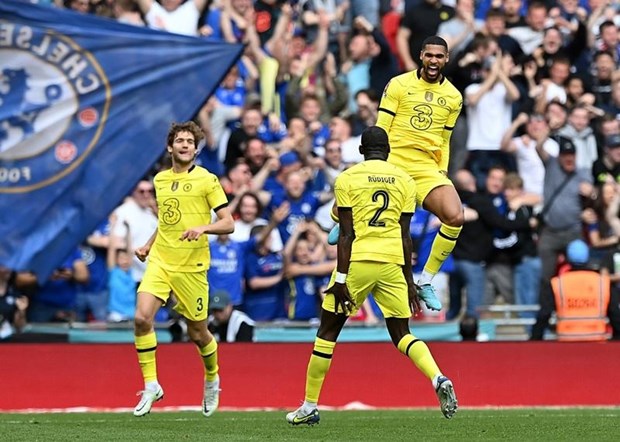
137;188;154;194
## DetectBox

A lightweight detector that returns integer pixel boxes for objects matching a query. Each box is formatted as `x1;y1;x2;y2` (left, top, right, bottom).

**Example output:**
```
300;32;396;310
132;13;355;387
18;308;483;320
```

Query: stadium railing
478;304;541;341
14;317;500;343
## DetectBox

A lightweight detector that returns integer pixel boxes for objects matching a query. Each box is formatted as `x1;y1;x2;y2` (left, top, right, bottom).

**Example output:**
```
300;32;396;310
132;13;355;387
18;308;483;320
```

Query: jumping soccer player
329;36;464;312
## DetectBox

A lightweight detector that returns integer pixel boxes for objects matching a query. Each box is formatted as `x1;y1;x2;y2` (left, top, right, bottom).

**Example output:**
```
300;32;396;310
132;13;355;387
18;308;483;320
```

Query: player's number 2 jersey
334;160;415;265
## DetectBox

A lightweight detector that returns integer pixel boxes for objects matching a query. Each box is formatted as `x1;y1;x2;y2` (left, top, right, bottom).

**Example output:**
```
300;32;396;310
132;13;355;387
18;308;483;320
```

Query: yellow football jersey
376;70;462;172
334;160;415;265
149;165;228;272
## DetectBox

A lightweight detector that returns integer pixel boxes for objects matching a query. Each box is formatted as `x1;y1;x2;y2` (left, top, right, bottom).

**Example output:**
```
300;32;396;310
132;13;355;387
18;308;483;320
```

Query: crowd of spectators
6;0;620;341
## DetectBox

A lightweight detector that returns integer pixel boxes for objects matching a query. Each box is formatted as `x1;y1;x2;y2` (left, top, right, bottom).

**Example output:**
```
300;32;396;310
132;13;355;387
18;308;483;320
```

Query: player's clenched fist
135;246;150;262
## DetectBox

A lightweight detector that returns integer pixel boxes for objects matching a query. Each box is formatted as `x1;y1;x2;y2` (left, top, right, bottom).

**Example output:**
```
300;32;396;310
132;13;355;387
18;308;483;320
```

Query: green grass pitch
2;409;618;441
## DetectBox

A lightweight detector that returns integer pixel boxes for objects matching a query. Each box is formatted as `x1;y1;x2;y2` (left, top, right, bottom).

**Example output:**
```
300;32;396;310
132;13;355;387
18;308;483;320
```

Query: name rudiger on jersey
0;21;110;193
368;175;396;185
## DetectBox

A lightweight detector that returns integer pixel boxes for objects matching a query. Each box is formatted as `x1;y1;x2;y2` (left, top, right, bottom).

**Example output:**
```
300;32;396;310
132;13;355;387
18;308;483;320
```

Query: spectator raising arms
134;0;209;36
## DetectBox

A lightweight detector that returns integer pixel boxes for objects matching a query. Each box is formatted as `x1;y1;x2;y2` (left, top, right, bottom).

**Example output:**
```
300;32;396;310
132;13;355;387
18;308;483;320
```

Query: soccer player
286;126;458;426
328;36;464;312
132;121;234;417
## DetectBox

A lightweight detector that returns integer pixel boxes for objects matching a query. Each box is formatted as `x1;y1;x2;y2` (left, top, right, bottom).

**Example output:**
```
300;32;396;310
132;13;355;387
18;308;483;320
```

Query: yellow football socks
305;337;336;403
423;223;462;277
199;339;219;382
397;334;441;380
135;332;158;384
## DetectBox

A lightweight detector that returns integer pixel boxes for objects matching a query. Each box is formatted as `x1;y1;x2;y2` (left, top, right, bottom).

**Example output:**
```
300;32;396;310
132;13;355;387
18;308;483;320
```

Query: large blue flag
0;0;243;280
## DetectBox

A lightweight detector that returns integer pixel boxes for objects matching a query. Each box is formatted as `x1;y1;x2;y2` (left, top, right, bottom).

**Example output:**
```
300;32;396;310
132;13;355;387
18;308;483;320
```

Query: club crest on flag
0;23;110;193
0;0;243;280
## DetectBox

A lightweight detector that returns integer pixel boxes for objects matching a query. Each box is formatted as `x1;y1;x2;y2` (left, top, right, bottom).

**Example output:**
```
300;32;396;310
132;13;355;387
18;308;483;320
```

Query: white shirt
544;82;567;105
512;136;559;197
465;82;513;151
229;218;283;252
314;198;336;231
341;135;363;164
145;1;200;36
112;198;158;282
507;26;543;55
438;17;485;56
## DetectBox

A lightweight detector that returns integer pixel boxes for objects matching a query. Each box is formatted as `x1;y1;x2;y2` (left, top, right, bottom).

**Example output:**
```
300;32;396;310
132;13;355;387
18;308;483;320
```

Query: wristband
335;272;347;284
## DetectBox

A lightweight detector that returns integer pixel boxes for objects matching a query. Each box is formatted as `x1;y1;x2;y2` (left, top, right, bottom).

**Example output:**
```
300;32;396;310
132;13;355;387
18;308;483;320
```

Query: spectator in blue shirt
106;219;136;322
208;233;250;307
107;249;135;322
263;150;303;203
283;222;335;321
215;64;247;108
237;205;288;321
268;170;332;244
76;219;110;322
199;3;225;41
257;114;288;145
410;207;455;320
298;93;331;154
27;248;90;323
243;224;287;321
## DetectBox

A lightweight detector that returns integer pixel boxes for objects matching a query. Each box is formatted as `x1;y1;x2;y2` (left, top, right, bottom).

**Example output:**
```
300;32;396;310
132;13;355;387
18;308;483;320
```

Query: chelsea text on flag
0;0;243;280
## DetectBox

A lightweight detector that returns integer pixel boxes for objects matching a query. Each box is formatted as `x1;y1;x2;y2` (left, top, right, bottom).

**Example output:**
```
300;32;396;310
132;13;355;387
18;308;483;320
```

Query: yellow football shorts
322;261;411;318
138;260;209;321
393;148;453;207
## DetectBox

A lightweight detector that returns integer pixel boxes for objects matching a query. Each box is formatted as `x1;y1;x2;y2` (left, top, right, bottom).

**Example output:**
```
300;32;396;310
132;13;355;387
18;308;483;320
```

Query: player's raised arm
256;201;290;247
193;0;209;12
501;113;529;153
134;0;153;14
534;126;551;164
